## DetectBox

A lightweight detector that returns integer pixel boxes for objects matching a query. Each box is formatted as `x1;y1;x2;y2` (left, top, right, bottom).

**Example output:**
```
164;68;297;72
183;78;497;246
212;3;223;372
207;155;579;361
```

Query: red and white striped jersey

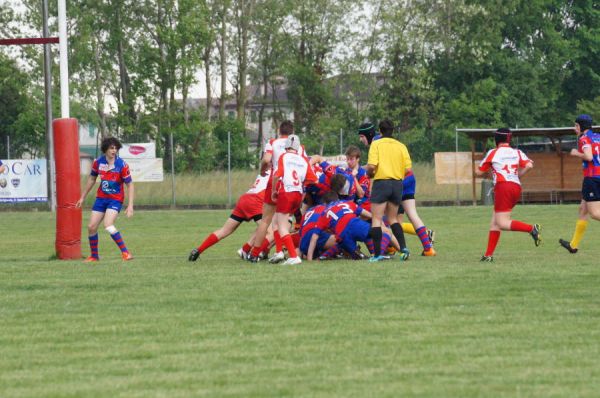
246;170;271;194
264;137;306;174
479;143;532;185
275;152;317;193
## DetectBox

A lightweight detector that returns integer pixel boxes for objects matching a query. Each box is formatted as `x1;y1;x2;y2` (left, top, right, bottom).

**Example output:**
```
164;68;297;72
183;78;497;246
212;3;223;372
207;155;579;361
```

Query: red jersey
578;130;600;178
91;156;132;202
479;144;531;185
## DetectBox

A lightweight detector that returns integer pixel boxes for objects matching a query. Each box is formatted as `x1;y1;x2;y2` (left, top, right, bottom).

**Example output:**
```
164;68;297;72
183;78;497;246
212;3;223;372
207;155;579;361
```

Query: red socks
198;233;219;253
274;231;283;252
485;231;501;256
282;234;297;258
510;220;533;233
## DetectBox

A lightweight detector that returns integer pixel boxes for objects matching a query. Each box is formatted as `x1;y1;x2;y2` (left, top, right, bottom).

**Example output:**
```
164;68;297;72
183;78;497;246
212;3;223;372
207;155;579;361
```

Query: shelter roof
457;126;600;140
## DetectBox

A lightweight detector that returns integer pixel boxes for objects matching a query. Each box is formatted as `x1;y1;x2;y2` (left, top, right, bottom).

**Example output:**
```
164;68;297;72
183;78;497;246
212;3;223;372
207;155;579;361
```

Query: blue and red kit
578;130;600;178
91;156;132;203
299;204;331;256
317;200;365;236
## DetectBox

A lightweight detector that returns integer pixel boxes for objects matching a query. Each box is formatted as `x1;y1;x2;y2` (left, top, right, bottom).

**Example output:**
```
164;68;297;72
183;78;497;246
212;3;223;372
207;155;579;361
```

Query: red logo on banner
128;145;146;155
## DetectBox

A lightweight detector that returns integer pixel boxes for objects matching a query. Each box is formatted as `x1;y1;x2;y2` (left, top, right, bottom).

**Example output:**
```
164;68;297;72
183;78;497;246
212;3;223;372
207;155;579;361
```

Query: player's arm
518;162;533;177
125;182;134;217
570;146;593;161
260;152;272;176
0;164;5;174
75;175;97;207
306;232;320;261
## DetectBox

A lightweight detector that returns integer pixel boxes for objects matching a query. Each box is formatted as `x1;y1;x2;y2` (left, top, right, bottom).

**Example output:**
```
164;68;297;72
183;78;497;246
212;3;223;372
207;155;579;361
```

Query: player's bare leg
248;203;275;262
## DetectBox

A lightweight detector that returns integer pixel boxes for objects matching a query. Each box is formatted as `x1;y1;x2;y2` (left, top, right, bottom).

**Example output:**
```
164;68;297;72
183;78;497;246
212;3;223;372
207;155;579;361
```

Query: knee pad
105;225;118;235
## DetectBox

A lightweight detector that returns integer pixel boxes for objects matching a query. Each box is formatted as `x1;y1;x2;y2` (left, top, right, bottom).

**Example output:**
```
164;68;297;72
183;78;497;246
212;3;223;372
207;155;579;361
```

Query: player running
559;114;600;253
76;137;134;262
188;171;272;261
475;128;541;262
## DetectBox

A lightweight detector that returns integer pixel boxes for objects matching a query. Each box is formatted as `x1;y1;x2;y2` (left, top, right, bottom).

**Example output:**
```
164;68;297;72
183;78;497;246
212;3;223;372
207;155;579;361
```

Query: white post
455;128;460;205
170;132;176;208
57;0;70;118
43;0;56;211
227;131;232;207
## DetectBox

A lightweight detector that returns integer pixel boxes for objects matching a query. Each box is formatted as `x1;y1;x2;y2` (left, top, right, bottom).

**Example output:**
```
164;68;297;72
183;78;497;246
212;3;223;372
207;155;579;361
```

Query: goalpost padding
53;118;82;259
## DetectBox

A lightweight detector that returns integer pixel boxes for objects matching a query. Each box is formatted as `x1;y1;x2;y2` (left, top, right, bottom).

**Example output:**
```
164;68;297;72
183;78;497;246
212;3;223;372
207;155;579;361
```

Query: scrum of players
188;119;436;265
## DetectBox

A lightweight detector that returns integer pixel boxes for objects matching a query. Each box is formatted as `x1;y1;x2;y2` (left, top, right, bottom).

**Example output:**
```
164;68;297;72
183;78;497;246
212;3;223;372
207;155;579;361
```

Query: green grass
1;205;600;397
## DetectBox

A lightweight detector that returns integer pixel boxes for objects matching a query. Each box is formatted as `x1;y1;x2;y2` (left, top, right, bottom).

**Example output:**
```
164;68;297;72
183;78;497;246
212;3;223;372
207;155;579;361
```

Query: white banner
120;143;156;159
0;159;48;202
126;158;164;182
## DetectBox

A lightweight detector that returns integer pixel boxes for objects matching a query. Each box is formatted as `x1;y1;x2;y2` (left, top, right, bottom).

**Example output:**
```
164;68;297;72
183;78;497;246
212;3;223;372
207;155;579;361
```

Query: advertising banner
434;152;482;184
120;143;156;159
0;159;48;202
126;158;164;182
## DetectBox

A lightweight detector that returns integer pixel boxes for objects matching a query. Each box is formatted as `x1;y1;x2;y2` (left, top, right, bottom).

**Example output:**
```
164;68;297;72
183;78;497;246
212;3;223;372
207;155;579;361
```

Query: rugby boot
530;224;542;246
559;238;578;254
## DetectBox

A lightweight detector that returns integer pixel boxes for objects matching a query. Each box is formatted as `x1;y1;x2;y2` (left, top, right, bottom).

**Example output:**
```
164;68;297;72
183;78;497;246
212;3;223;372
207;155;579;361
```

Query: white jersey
246;170;271;194
479;144;532;185
264;137;306;174
275;152;317;193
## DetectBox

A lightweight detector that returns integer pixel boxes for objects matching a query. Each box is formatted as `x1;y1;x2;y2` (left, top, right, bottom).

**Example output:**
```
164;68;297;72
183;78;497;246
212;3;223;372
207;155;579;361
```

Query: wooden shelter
458;126;600;204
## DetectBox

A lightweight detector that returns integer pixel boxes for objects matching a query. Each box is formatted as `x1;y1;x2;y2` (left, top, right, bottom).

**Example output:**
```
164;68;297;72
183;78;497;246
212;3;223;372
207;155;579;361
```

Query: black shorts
371;179;403;206
230;213;262;223
582;177;600;202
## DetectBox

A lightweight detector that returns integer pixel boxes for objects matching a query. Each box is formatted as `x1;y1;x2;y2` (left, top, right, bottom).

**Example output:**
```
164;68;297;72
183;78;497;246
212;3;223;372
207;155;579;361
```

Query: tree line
0;0;598;170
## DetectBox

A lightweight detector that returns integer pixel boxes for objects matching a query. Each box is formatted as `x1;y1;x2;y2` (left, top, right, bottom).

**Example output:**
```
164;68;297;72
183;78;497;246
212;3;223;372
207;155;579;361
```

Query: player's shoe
268;251;286;264
421;248;436;257
237;248;249;260
480;255;494;262
121;251;134;261
259;251;269;260
283;257;302;265
247;255;260;263
398;248;410;261
559;238;578;254
84;256;99;263
188;248;200;262
427;229;436;245
530;224;542;246
369;255;391;262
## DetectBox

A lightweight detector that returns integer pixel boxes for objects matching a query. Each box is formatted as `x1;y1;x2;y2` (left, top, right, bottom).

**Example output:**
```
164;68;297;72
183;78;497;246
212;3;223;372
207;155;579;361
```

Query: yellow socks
401;222;416;235
570;220;588;249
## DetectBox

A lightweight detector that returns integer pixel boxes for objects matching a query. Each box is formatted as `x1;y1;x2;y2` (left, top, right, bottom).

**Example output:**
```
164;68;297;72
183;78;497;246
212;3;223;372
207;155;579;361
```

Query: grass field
1;205;600;397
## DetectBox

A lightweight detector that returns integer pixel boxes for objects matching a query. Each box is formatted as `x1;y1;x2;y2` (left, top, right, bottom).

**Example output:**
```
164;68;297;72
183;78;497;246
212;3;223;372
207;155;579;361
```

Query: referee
365;119;411;261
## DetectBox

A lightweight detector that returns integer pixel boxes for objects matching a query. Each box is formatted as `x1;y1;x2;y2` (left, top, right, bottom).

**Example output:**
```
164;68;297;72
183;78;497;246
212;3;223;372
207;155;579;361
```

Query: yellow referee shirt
367;137;412;180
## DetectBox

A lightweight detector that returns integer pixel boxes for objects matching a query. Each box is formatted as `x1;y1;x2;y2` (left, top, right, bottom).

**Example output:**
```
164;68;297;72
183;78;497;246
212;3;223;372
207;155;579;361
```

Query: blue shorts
338;218;371;253
300;229;331;257
92;197;123;213
582;177;600;202
402;174;416;200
